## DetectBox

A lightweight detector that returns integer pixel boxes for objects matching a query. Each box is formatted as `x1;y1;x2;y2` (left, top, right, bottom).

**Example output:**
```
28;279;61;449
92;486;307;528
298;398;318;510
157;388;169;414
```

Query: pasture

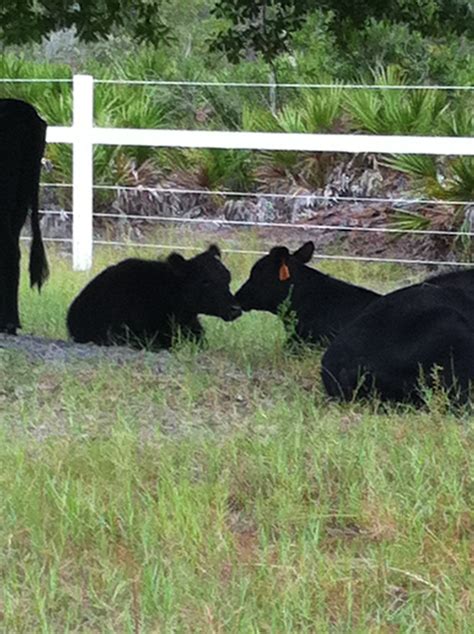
1;231;474;632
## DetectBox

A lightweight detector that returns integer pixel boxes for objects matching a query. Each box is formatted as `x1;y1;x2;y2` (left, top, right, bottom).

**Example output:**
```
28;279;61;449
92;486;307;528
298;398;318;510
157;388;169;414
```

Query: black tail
29;119;49;290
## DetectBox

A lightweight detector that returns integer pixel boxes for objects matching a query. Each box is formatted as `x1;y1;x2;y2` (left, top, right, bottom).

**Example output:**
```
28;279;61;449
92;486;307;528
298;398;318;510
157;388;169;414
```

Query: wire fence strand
0;78;72;83
94;79;474;91
38;209;474;239
41;182;474;208
11;73;471;269
1;77;473;90
21;235;473;268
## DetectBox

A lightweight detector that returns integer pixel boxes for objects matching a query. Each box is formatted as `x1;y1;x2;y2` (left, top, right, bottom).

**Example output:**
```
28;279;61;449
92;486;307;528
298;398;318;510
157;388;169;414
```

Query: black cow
322;269;474;404
0;99;49;334
67;245;242;350
235;241;380;345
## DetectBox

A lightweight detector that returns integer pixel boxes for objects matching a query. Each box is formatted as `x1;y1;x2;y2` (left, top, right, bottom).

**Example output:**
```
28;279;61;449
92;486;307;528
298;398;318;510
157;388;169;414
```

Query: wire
2;77;470;90
20;237;72;243
41;183;73;188
40;182;474;207
22;235;472;268
91;185;474;208
93;212;474;238
94;79;474;91
38;209;474;238
87;240;474;267
0;78;72;83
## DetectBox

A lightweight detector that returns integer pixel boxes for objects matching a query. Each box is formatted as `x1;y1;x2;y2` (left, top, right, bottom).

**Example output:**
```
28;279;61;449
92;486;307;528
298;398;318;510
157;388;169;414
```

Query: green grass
1;237;474;632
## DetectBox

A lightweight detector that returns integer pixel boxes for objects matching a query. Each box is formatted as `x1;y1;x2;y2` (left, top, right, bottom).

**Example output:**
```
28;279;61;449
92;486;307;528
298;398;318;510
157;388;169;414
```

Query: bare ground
0;332;171;369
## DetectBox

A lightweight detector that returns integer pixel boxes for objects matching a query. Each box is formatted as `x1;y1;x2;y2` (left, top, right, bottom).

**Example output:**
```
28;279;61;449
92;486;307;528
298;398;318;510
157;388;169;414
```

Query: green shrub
345;19;432;82
0;41;471;213
345;65;450;135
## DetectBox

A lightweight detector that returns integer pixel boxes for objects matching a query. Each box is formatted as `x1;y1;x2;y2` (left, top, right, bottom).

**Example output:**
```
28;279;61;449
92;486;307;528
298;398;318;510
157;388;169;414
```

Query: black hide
235;241;380;345
0;99;49;333
67;245;241;350
322;269;474;404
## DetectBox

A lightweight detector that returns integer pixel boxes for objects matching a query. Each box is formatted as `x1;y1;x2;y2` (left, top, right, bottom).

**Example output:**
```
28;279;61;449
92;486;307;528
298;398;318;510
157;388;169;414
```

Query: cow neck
288;263;373;309
281;260;316;309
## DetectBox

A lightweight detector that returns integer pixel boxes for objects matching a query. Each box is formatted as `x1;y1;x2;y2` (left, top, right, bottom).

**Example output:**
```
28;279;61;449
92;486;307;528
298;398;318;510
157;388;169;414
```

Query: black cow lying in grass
322;269;474;405
0;99;49;334
235;241;380;345
67;245;242;350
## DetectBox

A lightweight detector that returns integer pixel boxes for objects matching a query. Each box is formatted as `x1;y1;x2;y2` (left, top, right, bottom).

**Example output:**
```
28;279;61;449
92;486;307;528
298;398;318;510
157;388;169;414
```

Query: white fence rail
32;74;473;269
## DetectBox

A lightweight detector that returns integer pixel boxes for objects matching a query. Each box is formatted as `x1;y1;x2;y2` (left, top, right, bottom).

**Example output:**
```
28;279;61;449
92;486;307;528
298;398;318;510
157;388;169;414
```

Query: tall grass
1;242;473;631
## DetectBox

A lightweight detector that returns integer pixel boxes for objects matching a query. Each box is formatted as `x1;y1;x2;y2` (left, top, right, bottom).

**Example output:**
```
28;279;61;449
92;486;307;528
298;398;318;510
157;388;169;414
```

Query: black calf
322;269;474;404
0;99;49;334
235;241;380;345
67;245;241;350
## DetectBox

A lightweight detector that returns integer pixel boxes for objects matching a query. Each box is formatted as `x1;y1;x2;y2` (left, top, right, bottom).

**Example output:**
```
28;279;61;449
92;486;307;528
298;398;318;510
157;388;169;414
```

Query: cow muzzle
224;304;242;321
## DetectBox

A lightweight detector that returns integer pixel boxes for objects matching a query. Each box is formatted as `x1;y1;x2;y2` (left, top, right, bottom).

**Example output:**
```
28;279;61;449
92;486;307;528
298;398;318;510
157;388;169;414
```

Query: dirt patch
0;332;171;370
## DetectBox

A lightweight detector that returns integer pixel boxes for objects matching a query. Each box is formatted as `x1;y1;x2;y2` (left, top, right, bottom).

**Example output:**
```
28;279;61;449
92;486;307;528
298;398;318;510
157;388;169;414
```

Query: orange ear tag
279;263;290;281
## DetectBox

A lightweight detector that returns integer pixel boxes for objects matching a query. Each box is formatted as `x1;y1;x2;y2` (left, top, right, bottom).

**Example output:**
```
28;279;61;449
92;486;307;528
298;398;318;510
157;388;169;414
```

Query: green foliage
384;155;474;202
426;35;474;86
209;0;473;75
300;87;344;132
287;11;346;80
382;155;438;180
324;0;473;39
443;98;474;137
445;158;474;202
0;0;471;215
1;245;473;630
0;55;71;116
187;148;255;191
389;209;432;232
242;105;281;133
345;66;450;135
385;154;473;256
242;86;343;134
0;1;170;46
345;19;433;81
210;0;314;65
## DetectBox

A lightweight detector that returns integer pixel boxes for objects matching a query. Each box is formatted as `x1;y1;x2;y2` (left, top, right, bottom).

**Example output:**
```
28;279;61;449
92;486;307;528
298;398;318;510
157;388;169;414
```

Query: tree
210;0;314;111
0;1;170;47
210;0;314;65
210;0;473;66
323;0;473;39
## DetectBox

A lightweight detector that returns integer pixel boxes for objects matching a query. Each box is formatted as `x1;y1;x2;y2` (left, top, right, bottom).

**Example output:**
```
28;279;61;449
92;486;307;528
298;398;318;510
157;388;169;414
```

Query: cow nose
234;290;248;311
228;304;242;320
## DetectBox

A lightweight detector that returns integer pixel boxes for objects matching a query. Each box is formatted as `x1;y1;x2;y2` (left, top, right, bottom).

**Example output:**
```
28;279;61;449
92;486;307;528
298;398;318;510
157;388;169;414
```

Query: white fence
26;74;474;269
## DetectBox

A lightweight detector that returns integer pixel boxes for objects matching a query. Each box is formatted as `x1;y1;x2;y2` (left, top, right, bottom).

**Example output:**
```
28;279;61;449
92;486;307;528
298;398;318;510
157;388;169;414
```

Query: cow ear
270;246;291;282
167;252;189;276
207;244;221;259
293;241;314;263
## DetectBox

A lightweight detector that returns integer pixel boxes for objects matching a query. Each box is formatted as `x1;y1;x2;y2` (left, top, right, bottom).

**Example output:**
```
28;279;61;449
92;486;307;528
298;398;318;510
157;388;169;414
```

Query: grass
1;234;474;632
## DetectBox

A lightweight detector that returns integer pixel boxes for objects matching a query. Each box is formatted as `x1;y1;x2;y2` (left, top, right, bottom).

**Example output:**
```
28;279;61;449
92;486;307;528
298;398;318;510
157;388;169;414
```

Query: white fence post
72;74;94;270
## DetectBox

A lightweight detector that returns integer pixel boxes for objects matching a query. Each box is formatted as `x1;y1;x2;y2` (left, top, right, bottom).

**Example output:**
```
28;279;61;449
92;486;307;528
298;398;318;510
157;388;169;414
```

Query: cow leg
0;124;25;335
0;233;21;334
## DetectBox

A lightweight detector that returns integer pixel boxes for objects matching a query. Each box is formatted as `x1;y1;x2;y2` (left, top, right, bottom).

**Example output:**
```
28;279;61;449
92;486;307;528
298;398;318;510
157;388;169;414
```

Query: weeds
0;243;472;629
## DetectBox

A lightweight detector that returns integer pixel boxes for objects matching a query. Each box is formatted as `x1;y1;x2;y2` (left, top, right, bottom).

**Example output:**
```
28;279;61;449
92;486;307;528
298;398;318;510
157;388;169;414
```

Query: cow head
235;241;315;313
167;244;242;321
